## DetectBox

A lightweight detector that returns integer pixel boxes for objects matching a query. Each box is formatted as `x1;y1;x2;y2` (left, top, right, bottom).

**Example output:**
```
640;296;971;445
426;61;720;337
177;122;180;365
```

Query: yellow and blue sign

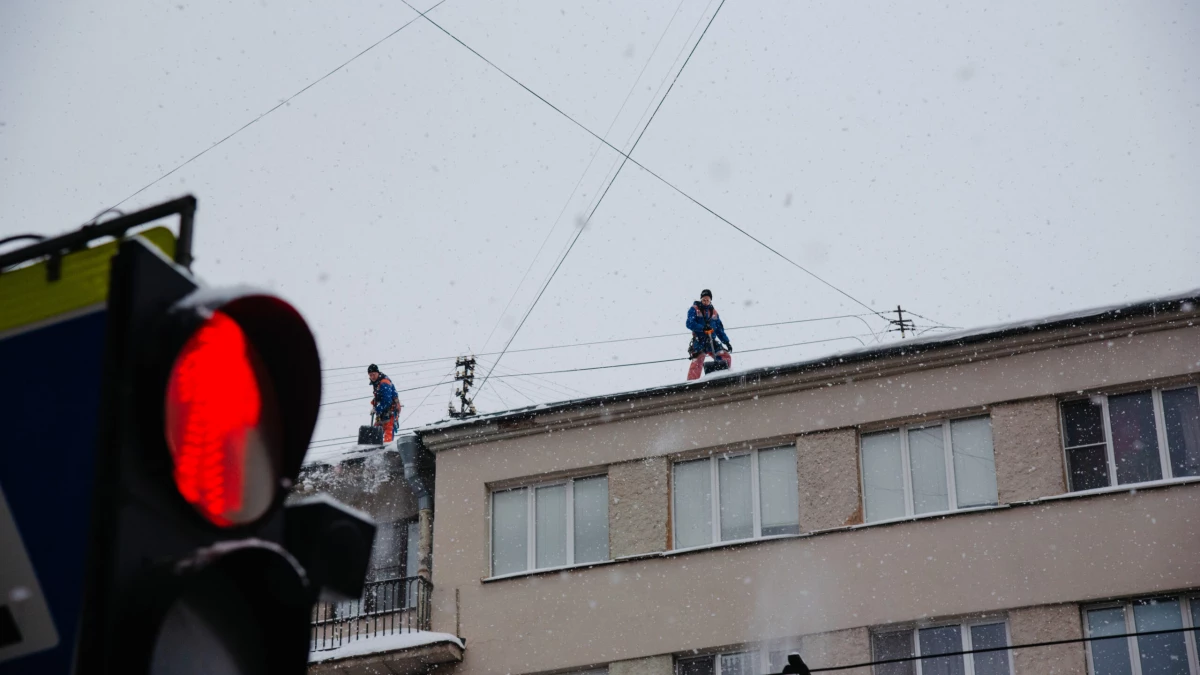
0;229;175;673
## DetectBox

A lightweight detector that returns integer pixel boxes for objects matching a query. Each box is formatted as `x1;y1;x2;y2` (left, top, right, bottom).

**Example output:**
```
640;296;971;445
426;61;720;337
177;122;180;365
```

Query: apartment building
305;290;1200;675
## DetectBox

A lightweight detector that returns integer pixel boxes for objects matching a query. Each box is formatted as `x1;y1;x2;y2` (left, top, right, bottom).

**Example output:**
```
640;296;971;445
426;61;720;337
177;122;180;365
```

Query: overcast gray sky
3;0;1198;462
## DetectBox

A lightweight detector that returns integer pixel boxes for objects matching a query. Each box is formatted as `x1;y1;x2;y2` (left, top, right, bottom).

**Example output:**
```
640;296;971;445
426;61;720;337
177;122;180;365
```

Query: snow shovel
358;412;384;446
703;358;730;375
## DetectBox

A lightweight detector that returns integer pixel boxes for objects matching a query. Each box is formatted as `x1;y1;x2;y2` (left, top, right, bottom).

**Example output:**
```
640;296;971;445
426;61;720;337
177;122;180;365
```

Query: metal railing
310;576;432;652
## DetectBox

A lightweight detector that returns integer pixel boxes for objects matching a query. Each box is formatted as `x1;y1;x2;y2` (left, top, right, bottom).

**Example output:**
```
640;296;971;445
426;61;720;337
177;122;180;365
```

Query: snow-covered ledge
308;631;464;673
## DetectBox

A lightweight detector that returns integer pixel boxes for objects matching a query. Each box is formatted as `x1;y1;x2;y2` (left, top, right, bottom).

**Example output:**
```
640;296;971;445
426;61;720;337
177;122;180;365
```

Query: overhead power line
400;0;884;323
321;313;877;373
404;0;731;404
316;331;874;407
105;0;448;212
476;0;691;356
488;333;873;379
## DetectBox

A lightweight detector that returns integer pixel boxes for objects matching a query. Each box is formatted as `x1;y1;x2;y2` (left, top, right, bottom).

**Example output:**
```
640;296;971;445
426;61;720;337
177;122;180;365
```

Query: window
490;475;609;575
672;446;800;549
368;518;418;581
1085;595;1200;675
1062;386;1200;492
871;621;1011;675
861;416;998;523
678;651;761;675
339;518;420;617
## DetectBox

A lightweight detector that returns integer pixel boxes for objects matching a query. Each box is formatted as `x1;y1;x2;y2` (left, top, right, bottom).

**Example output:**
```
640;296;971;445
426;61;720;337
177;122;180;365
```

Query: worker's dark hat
700;289;712;299
367;364;380;374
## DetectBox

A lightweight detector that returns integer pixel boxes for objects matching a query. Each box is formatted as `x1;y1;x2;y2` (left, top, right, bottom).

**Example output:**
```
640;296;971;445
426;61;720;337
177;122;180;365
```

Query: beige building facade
308;291;1200;675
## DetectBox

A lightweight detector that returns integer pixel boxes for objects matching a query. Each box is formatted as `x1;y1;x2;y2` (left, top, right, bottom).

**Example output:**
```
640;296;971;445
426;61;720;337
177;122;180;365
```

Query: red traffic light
165;310;282;527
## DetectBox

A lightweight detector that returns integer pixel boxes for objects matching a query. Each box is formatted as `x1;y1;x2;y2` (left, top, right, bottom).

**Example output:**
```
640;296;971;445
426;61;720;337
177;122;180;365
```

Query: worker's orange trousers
376;416;396;443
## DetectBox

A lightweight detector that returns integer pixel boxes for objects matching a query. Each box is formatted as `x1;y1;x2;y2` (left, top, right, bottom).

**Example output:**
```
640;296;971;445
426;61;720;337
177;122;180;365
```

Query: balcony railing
310;576;432;652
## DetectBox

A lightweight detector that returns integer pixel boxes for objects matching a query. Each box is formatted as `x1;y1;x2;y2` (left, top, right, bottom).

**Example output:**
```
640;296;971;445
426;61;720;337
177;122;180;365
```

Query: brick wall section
800;627;870;675
609;456;671;558
1009;604;1086;675
609;654;674;675
991;398;1068;503
796;429;863;531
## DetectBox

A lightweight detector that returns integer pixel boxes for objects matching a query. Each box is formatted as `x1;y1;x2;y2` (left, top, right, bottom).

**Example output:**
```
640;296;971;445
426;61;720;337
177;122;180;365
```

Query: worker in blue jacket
368;364;401;442
686;289;732;380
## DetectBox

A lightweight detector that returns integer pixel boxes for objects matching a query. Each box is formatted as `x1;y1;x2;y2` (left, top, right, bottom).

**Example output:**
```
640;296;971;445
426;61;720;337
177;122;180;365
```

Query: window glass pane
951;417;998;508
918;625;965;675
370;521;402;580
862;431;906;522
573;476;609;564
535;485;567;568
1087;607;1134;675
1064;399;1107;447
909;426;949;514
491;488;528;575
872;630;915;675
759;446;800;535
674;459;712;548
1193;599;1200;639
1109;391;1163;484
1068;444;1111;492
718;454;754;541
1133;598;1189;675
677;656;715;675
405;519;420;577
719;652;759;675
1162;387;1200;478
970;623;1010;675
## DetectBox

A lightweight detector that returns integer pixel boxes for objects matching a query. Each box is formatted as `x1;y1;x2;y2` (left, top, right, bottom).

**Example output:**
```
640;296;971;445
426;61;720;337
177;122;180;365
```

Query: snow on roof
414;286;1200;437
308;631;463;664
303;287;1198;465
304;442;393;467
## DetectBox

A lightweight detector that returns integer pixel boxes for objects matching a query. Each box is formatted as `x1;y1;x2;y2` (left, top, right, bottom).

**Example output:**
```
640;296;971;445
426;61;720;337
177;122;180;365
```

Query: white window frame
671;446;799;550
677;648;771;675
860;416;997;521
1083;595;1200;675
872;619;1014;675
1061;385;1200;491
489;474;608;576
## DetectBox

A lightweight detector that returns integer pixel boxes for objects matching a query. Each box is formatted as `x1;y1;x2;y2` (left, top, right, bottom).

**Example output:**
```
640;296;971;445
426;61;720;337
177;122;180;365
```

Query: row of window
492;476;610;576
1063;386;1200;492
489;385;1200;575
1086;595;1200;675
491;448;802;575
554;594;1200;675
679;595;1200;675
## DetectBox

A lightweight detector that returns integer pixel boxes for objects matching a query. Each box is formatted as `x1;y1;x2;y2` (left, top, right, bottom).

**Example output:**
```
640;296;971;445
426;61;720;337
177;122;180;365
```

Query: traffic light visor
165;310;281;527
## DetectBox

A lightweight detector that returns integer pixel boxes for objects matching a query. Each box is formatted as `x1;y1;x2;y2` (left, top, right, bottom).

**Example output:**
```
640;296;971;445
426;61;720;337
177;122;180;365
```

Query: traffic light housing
76;234;374;674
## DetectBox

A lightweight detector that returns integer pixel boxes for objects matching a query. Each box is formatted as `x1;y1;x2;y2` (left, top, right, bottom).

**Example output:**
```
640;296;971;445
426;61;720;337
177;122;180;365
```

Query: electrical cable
317;330;875;407
401;0;886;323
476;0;690;356
319;379;456;407
900;309;957;329
403;0;724;403
488;362;586;398
321;313;877;373
105;0;448;212
398;367;458;428
487;333;875;379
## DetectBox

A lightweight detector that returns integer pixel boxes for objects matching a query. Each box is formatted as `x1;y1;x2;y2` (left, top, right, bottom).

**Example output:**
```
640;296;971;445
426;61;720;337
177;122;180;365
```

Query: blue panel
0;309;107;674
